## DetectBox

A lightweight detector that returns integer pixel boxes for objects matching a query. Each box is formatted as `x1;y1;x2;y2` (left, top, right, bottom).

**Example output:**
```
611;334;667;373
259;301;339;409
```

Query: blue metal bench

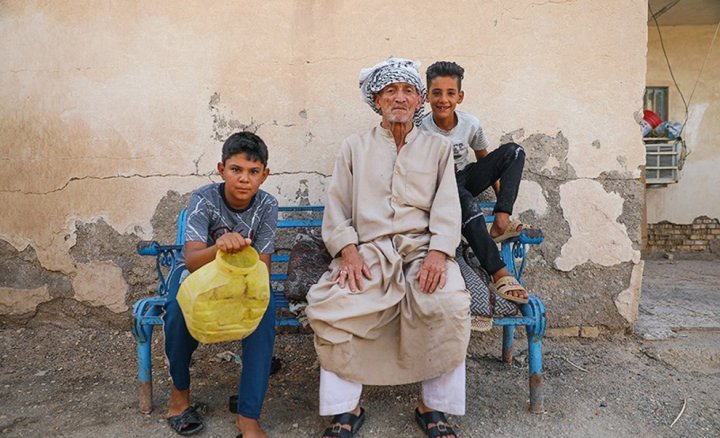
132;204;546;414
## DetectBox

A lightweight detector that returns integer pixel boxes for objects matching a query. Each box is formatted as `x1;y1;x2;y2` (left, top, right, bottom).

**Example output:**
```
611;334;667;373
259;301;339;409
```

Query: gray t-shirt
420;110;490;172
178;183;278;265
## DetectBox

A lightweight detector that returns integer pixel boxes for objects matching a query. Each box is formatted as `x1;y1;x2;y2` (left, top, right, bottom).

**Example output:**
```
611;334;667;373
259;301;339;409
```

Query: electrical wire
648;3;689;131
679;19;720;170
684;20;720;131
649;3;720;135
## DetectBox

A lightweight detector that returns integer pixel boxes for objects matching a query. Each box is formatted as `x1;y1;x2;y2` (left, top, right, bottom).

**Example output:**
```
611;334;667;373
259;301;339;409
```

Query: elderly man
306;57;470;438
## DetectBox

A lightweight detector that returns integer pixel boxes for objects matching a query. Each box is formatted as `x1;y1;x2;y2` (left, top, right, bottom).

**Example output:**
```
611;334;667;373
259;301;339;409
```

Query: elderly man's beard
384;107;415;125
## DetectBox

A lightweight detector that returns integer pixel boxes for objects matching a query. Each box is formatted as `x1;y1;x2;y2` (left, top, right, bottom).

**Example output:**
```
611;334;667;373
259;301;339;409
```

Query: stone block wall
647;216;720;252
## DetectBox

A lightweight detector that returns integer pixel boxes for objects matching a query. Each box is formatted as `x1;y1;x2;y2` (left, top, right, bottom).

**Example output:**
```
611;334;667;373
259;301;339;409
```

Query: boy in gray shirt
164;132;278;437
421;61;529;304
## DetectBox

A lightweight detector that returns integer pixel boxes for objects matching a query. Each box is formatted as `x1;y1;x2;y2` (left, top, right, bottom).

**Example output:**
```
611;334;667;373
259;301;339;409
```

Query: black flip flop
415;408;457;438
270;355;282;375
321;407;366;438
167;404;205;436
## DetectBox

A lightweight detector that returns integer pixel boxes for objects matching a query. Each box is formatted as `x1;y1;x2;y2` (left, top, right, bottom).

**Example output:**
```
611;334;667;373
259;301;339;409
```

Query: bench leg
526;335;544;413
521;296;546;414
502;325;515;364
137;323;154;414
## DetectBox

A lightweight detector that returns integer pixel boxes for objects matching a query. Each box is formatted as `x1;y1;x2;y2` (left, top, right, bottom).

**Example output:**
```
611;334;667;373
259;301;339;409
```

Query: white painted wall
646;24;720;224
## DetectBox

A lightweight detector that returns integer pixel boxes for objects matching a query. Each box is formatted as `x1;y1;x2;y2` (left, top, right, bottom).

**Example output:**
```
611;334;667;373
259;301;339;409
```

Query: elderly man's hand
418;250;447;293
333;244;373;293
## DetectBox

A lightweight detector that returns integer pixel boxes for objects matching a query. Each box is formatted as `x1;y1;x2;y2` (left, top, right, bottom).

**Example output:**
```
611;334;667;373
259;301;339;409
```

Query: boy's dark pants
163;269;276;420
457;142;525;276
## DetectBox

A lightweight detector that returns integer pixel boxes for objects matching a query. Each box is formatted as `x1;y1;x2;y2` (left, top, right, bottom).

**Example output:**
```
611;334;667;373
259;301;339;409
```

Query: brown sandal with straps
492;275;529;304
492;218;524;243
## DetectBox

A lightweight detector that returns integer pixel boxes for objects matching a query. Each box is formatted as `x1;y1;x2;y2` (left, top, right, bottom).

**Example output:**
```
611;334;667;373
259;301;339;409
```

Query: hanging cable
649;3;720;136
648;3;689;131
683;20;720;131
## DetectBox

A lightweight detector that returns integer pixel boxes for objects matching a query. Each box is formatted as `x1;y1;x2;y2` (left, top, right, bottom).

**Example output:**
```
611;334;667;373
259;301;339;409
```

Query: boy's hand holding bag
177;246;270;344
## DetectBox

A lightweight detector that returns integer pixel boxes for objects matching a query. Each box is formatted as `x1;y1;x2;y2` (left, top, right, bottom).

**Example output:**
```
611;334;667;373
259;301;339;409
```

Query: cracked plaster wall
1;0;646;329
645;25;720;224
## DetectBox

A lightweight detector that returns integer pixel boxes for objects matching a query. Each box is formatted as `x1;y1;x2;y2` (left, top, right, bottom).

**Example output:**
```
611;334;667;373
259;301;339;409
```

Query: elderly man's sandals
415;408;457;438
493;275;529;304
321;408;365;438
167;403;205;436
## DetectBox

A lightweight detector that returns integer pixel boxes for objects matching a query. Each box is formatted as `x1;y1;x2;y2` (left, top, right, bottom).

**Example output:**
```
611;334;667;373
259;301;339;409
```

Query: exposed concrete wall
0;0;647;329
646;25;720;224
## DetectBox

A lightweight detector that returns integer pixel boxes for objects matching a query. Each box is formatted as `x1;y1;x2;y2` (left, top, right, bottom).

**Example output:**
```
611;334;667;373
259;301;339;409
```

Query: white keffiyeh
358;56;426;126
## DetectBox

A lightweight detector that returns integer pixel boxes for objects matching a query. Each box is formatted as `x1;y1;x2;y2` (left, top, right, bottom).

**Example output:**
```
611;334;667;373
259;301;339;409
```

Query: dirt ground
2;259;719;437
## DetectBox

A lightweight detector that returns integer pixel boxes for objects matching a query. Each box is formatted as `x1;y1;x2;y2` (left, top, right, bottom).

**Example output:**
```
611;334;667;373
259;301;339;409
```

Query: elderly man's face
374;82;422;125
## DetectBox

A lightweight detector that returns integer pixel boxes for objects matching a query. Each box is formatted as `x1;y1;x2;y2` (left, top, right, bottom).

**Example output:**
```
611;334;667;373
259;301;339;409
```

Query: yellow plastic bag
177;246;269;344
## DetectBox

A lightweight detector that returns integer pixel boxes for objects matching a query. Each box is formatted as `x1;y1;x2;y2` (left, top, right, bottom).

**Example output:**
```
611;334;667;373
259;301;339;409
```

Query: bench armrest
519;228;544;245
137;240;184;297
136;240;183;256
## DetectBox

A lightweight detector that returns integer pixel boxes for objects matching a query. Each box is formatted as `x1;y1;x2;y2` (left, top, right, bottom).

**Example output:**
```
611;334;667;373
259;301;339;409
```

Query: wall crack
272;171;330;178
1;172;213;196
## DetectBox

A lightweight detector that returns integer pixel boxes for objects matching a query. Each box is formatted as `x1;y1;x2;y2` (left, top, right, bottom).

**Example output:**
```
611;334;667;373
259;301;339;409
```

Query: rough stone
72;261;128;313
555;179;638;271
502;131;574;276
580;326;600;338
600;178;644;249
522;261;635;329
614;261;644;324
149;190;192;245
546;326;580;338
0;240;73;296
69;218;155;308
0;286;50;315
507;130;576;181
0;240;73;325
514;179;548;217
29;298;129;330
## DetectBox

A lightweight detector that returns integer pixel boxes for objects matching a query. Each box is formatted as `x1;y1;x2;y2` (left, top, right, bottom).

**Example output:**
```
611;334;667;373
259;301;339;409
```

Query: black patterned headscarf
358;56;426;126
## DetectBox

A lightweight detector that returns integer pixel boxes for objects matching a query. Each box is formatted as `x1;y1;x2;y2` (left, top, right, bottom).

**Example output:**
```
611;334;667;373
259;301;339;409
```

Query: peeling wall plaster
0;286;51;315
0;0;648;328
555;179;640;271
72;261;128;313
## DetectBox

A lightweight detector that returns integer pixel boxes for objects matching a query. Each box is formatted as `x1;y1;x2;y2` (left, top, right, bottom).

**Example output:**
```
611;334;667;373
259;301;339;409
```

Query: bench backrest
172;206;324;326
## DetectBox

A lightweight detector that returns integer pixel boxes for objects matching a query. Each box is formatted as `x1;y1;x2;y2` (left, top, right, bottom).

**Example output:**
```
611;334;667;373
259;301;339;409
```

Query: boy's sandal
321;407;366;438
492;218;524;243
493;276;529;304
415;408;457;438
470;315;493;333
167;403;205;436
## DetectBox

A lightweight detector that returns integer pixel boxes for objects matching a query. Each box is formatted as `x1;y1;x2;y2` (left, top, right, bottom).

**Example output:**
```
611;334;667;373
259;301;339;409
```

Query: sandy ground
1;259;719;437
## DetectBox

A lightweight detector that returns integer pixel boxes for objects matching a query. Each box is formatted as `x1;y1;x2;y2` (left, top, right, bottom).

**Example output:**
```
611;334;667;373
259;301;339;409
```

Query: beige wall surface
646;24;720;224
0;0;647;329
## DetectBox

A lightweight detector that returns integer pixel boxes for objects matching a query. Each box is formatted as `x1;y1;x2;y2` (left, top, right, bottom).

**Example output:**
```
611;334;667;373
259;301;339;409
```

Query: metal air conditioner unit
644;137;685;187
